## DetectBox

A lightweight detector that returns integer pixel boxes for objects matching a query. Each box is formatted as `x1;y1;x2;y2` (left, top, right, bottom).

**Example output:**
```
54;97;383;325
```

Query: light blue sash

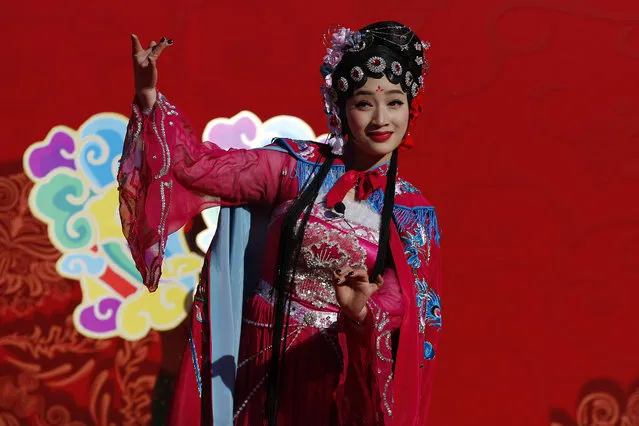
207;206;268;424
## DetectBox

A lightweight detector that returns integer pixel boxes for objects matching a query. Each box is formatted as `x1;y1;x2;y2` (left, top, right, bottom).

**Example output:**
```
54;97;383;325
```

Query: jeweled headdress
320;21;430;154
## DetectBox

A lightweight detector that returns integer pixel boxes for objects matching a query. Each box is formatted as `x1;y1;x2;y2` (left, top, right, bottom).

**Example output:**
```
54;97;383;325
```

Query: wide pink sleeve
117;93;296;291
334;267;405;425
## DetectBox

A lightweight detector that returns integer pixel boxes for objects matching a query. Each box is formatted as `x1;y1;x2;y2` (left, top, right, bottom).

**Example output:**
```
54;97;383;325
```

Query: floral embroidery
401;223;429;268
395;178;420;195
297;143;316;160
368;298;395;417
415;278;442;333
295;218;367;309
423;341;435;360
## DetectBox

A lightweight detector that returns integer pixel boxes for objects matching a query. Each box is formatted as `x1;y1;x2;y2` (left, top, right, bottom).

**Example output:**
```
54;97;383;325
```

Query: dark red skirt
168;291;342;425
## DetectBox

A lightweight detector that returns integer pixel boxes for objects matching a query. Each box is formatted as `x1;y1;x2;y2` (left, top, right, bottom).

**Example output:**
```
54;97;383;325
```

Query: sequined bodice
260;199;381;311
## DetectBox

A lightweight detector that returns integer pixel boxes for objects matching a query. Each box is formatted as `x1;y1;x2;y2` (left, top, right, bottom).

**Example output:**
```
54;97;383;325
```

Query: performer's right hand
131;34;172;110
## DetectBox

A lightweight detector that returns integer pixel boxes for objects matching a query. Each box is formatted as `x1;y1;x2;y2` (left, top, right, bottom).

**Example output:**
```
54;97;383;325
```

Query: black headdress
320;21;430;153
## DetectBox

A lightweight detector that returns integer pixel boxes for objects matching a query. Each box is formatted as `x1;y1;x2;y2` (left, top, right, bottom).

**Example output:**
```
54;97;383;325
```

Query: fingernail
167;39;174;45
160;37;166;43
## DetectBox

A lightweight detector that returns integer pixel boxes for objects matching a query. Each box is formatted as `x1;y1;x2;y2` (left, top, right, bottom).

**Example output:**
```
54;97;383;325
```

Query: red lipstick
367;131;393;142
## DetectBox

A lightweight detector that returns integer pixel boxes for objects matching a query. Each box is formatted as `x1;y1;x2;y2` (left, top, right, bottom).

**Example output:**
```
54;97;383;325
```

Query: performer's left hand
332;267;383;324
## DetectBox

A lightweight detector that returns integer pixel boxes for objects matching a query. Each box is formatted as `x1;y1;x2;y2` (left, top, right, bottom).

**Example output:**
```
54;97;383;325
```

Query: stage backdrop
1;1;639;425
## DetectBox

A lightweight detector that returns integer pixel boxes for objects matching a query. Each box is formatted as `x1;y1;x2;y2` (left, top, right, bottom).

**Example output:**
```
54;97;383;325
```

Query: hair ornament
337;77;349;92
391;61;403;76
366;56;387;73
411;82;419;97
405;71;414;86
350;66;364;82
319;26;364;155
322;27;365;73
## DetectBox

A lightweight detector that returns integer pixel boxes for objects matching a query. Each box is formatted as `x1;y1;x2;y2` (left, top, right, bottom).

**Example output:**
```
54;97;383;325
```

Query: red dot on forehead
376;85;384;92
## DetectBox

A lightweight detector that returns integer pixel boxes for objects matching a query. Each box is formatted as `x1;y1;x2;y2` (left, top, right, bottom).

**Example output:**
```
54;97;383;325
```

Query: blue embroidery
395;178;420;195
395;207;440;244
401;223;428;268
415;278;442;333
423;341;435;360
365;192;441;246
365;188;385;212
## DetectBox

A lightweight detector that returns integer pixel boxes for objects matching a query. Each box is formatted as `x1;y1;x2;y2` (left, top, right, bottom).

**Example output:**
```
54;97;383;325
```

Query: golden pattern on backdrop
0;172;162;425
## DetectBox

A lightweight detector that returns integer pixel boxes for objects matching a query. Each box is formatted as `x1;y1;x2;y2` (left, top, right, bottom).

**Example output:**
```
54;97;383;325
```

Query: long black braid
266;153;336;424
265;147;399;425
370;149;398;281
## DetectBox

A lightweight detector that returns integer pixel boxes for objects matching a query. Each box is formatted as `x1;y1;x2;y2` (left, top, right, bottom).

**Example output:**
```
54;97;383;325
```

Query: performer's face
345;75;409;168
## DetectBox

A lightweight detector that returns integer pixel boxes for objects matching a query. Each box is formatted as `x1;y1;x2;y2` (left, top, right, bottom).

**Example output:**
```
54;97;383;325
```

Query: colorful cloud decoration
23;109;326;341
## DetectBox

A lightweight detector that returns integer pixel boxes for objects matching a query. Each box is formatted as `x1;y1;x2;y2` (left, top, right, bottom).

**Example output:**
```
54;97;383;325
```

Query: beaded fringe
367;189;441;245
295;160;345;195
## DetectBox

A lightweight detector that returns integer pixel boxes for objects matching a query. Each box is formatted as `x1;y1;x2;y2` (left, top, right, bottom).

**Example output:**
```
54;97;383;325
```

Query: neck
346;145;393;171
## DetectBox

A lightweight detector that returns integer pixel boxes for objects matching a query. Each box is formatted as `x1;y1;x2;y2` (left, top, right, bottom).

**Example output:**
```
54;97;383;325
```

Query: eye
389;99;405;107
355;100;373;108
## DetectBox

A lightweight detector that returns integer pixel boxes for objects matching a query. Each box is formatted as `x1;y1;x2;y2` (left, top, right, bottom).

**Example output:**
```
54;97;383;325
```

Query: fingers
131;34;143;56
332;267;351;286
348;269;369;282
131;35;173;64
332;267;367;286
149;37;172;62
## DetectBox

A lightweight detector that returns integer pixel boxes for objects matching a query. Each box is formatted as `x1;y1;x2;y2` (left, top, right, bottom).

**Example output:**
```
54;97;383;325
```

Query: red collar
325;164;389;207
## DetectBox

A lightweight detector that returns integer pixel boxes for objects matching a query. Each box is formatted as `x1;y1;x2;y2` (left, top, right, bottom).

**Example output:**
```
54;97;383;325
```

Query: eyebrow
353;89;405;96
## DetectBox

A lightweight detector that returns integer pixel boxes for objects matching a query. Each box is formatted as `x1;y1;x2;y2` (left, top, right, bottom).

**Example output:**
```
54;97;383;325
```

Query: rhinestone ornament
367;56;386;73
411;82;419;97
405;71;414;86
391;61;403;76
350;66;364;82
337;77;349;92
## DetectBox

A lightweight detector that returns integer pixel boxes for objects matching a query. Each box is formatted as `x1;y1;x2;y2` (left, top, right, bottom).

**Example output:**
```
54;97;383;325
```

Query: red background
1;0;638;424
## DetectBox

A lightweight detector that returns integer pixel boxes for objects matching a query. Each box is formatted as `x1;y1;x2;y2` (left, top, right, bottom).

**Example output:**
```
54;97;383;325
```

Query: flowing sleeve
334;267;404;425
395;206;444;425
416;223;443;424
117;93;295;291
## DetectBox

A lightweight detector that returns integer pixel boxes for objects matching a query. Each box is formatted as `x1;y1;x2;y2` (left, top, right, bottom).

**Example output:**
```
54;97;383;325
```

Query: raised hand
333;267;383;323
131;34;173;110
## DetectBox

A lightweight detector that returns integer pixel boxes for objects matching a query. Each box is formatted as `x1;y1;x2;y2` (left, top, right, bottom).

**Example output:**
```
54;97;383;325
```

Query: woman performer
118;21;442;426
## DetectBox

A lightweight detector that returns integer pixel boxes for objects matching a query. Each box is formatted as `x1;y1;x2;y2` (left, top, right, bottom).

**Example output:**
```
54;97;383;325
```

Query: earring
400;131;415;151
